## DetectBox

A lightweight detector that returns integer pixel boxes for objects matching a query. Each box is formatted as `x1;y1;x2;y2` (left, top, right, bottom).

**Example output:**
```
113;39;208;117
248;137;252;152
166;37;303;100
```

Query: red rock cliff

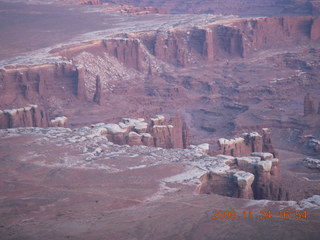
91;115;190;149
196;152;283;200
0;105;49;129
1;16;319;129
218;130;278;158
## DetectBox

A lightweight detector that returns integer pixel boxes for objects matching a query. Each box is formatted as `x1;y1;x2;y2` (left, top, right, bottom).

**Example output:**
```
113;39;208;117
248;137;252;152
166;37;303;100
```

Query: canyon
101;0;320;15
0;0;320;239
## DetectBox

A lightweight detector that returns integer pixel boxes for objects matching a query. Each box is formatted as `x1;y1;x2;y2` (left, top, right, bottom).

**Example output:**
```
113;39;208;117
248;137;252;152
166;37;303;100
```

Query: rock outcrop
93;75;102;105
168;115;190;148
151;124;174;148
196;170;255;199
218;132;263;157
196;152;282;200
262;128;279;158
237;154;281;200
304;135;320;154
91;115;189;149
126;131;144;146
302;157;320;170
218;130;278;158
103;38;143;71
102;0;318;16
151;30;190;66
80;0;101;5
0;105;49;129
50;116;68;127
0;63;86;107
189;143;210;155
74;66;87;100
1;16;319;112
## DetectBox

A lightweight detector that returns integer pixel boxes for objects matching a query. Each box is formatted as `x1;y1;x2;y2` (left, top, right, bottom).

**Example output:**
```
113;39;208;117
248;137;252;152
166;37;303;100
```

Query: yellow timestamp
211;210;308;220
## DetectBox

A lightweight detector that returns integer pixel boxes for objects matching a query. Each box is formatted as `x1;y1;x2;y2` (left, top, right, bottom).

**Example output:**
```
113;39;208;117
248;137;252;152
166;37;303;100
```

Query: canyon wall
0;105;49;128
103;38;143;71
196;152;282;200
0;63;83;107
141;16;319;65
0;16;319;128
102;0;319;15
203;16;318;60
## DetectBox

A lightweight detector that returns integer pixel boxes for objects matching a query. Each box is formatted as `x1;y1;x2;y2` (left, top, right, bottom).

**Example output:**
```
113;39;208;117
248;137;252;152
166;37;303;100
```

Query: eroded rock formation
302;157;320;170
218;132;263;157
93;75;102;104
103;38;143;70
80;0;101;5
0;63;85;107
218;129;278;158
102;0;319;16
1;16;319;113
51;116;68;127
91;115;189;149
74;66;87;100
196;170;255;199
196;152;282;200
0;105;49;129
262;128;279;158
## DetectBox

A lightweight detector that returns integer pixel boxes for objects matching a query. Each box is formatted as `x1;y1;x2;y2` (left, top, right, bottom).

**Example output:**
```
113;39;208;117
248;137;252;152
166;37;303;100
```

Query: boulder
51;116;68;127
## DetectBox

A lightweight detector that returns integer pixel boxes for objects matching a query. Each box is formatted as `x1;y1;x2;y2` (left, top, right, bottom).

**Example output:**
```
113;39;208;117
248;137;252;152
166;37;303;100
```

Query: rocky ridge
196;152;282;200
91;115;189;148
0;126;280;200
102;0;320;15
217;128;278;158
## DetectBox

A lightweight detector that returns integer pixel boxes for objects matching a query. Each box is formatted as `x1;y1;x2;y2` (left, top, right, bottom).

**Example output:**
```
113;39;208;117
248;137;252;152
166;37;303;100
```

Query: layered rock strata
80;0;101;5
218;129;278;157
262;128;279;158
0;105;49;128
1;16;319;112
196;152;282;200
218;132;262;157
93;75;102;105
91;115;189;149
0;63;84;107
